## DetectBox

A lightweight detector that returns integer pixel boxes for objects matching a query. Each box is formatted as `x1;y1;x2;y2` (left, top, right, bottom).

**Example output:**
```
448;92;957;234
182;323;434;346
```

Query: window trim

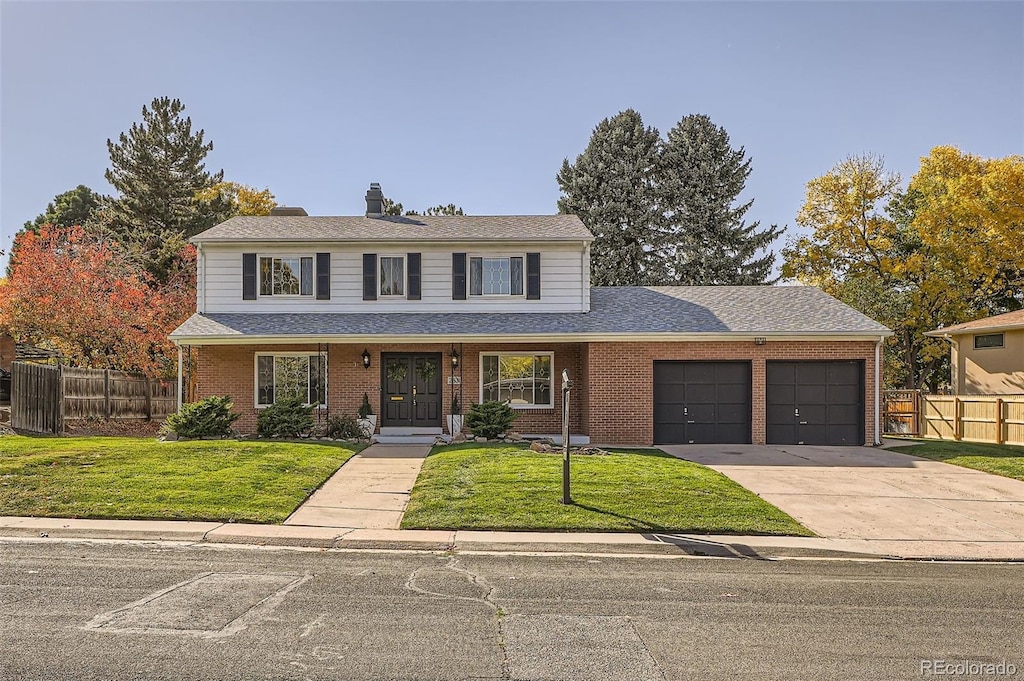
254;352;328;409
378;254;406;298
973;333;1005;350
258;254;315;297
469;254;525;298
478;351;555;409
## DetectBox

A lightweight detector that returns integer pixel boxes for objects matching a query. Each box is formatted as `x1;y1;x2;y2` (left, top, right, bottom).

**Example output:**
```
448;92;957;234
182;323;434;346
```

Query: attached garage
766;361;865;445
653;361;751;444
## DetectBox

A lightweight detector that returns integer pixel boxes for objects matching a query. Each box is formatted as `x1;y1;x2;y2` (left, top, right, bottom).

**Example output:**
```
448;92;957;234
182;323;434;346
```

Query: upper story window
380;256;405;297
260;256;313;296
974;333;1005;349
470;256;524;296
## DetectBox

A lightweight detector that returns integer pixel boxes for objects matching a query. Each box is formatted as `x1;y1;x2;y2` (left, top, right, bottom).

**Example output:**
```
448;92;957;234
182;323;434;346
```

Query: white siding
201;242;590;313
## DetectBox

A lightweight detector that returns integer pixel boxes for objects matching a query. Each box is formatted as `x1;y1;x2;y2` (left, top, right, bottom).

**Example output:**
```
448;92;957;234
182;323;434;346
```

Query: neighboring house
170;184;891;446
926;310;1024;395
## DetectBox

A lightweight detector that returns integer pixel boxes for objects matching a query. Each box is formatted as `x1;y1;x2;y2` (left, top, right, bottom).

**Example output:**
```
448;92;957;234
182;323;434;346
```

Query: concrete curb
2;517;1023;561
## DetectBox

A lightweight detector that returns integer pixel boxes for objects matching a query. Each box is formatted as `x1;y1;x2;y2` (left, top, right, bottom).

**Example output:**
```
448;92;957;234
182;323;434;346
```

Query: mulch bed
61;419;162;438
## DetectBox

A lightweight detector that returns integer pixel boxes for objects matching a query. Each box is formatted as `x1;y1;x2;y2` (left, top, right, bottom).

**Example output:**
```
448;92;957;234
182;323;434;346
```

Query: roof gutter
171;331;894;346
924;324;1024;337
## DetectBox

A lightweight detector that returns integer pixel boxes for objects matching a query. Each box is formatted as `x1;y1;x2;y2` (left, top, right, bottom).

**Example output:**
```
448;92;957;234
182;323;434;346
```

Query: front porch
188;341;589;441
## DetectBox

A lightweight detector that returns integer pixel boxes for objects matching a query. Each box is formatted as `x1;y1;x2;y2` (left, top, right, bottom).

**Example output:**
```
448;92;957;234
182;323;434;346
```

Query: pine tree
557;110;665;286
105;97;226;281
659;114;782;285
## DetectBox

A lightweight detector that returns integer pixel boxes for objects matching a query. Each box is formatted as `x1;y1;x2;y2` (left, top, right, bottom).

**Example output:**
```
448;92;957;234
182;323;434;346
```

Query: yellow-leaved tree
783;148;1024;391
195;182;277;217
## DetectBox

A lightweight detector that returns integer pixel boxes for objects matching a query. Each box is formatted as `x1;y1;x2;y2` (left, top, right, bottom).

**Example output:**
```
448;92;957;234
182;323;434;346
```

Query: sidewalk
2;515;1023;561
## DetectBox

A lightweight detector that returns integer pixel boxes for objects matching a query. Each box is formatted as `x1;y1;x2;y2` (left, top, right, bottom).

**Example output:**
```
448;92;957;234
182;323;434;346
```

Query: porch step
378;427;442;436
372;434;445;445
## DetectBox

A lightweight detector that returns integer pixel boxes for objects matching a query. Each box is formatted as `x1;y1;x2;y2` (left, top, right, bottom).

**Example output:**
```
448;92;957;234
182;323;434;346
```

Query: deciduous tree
194;181;277;217
0;225;194;377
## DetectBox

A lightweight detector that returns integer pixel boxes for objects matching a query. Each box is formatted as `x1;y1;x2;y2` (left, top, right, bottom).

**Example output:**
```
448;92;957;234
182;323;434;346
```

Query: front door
381;353;442;428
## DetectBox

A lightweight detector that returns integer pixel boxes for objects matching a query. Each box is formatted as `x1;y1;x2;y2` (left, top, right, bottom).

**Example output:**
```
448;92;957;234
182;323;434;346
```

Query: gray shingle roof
192;214;594;243
171;286;891;341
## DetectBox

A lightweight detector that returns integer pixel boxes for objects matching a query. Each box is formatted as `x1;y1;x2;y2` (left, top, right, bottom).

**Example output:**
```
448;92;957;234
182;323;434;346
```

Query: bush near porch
401;443;812;535
0;436;364;523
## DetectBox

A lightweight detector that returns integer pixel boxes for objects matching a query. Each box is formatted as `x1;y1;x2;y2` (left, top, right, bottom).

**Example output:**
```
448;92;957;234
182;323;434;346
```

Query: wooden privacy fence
883;390;1024;446
11;362;177;434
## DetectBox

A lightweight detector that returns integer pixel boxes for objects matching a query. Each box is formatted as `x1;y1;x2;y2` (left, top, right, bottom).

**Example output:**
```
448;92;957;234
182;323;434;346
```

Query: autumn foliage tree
783;148;1024;391
0;225;194;377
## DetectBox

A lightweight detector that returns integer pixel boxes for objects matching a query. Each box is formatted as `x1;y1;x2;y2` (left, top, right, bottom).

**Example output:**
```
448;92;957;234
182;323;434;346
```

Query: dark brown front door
381;353;442;428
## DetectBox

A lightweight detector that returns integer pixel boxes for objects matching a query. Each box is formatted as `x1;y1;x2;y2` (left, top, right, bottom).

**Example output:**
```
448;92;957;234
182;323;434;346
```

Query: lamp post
561;368;573;505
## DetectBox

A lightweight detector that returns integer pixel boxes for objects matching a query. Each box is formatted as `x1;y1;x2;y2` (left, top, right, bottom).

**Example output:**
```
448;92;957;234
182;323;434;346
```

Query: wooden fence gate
10;362;177;434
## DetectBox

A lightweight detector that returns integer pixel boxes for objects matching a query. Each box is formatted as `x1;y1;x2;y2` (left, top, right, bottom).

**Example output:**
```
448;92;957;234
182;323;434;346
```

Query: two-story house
170;184;891;446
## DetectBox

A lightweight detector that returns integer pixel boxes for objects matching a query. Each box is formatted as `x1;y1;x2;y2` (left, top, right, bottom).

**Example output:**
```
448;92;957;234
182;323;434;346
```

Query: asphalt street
0;540;1021;680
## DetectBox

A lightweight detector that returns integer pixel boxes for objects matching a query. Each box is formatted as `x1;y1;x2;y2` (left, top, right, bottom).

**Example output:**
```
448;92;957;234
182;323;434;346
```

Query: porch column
177;345;183;411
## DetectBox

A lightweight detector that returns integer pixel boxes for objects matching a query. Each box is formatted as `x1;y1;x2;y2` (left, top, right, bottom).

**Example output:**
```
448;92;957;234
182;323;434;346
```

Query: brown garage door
766;361;864;445
653;361;751;444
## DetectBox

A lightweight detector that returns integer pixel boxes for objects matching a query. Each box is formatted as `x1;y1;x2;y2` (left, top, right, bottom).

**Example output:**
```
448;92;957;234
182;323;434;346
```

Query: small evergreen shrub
322;414;365;440
357;392;374;419
162;396;239;438
464;400;519;440
256;397;314;438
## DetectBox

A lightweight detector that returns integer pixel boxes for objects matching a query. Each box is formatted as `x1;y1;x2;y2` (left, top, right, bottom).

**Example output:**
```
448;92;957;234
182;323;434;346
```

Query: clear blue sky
2;1;1022;273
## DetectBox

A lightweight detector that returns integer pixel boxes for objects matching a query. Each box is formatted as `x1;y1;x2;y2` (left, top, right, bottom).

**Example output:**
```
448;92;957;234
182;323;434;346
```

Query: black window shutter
452;253;467;300
526;252;541;300
315;252;331;300
242;253;257;300
407;253;421;300
362;254;377;301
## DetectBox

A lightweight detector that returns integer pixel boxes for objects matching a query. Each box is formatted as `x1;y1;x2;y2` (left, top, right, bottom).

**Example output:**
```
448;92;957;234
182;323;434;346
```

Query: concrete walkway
284;444;431;529
661;444;1024;546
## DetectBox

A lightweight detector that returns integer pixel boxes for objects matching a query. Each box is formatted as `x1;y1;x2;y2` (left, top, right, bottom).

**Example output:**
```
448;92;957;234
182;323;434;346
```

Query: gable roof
925;309;1024;336
192;214;594;243
171;285;890;343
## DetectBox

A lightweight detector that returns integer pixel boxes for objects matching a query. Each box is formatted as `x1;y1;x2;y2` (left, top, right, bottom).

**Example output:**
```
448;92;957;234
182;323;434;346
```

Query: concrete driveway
660;443;1024;544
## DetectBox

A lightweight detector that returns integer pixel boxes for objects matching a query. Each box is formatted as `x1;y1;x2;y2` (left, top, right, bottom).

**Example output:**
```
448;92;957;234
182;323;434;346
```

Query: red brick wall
194;342;585;436
195;339;878;444
585;340;879;446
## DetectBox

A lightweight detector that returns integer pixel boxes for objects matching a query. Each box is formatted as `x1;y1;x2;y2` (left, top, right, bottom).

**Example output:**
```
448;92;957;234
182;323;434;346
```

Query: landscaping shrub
321;414;365;440
464;400;519;439
256;397;314;438
162;396;239;438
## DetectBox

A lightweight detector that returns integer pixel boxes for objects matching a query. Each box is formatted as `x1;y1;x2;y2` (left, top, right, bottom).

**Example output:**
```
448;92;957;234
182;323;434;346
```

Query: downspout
874;336;883;446
177;344;183;411
197;243;206;314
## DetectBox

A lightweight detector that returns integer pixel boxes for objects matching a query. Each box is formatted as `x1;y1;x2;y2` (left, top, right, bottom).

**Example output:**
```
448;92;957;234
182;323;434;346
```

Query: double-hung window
480;353;553;408
256;353;327;407
470;256;523;296
259;256;313;296
380;256;405;297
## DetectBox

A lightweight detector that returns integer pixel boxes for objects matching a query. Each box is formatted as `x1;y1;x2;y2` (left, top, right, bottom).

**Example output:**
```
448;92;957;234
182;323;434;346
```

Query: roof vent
365;183;384;217
269;206;308;216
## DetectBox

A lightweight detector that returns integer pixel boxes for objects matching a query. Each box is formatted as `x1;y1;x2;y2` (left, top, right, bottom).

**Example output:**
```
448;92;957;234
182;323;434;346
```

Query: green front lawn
892;440;1024;482
401;443;812;535
0;436;364;523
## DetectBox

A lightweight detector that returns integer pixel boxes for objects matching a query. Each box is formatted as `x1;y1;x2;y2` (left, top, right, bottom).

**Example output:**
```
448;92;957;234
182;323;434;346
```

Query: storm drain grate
84;572;310;638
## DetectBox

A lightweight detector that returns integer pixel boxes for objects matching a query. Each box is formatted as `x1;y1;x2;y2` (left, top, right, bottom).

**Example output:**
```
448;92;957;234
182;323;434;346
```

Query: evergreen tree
557;110;664;286
23;185;106;233
659;114;781;284
382;197;465;216
104;97;227;281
